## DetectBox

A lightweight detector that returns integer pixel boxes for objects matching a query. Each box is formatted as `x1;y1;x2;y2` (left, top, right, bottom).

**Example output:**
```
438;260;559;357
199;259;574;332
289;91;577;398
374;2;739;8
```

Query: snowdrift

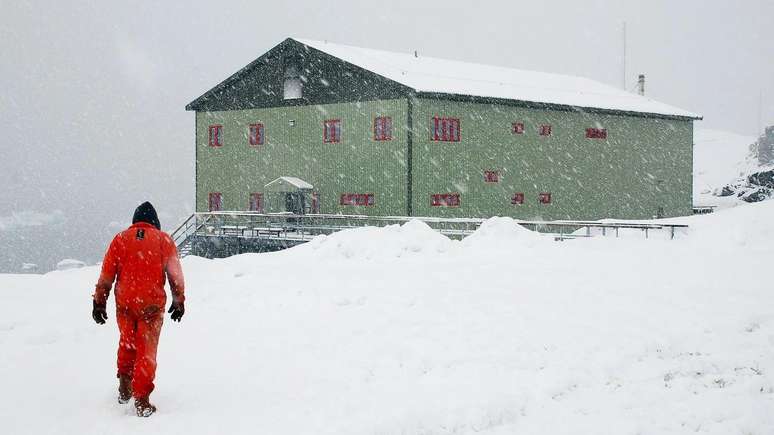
1;203;773;434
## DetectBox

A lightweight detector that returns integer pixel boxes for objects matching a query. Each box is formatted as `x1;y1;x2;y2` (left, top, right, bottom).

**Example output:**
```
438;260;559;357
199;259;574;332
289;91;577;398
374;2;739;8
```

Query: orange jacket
94;222;185;312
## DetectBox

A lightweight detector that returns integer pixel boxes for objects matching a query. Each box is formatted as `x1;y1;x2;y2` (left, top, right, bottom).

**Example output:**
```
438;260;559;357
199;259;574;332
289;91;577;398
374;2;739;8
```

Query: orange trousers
116;306;164;399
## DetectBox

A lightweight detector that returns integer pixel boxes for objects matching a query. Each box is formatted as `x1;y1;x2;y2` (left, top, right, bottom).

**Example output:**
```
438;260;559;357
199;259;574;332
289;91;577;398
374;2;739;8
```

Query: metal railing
170;212;689;257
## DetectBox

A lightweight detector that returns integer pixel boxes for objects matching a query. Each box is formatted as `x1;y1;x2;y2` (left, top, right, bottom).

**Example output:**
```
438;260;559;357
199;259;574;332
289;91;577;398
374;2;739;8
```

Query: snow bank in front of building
298;219;455;260
0;203;772;434
461;216;547;250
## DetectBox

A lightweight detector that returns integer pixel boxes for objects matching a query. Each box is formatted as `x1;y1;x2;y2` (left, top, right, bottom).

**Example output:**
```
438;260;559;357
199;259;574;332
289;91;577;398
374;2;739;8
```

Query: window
283;64;303;100
431;193;461;207
208;192;222;211
484;170;500;183
324;119;341;143
340;193;374;206
249;193;263;212
208;125;223;147
432;117;461;142
311;192;320;213
512;122;525;134
249;123;265;146
538;192;552;204
374;116;393;141
586;127;608;139
511;193;525;205
539;124;552;136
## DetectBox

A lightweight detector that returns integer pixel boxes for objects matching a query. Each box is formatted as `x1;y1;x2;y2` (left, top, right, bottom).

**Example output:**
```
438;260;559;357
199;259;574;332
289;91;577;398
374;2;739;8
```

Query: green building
187;38;701;220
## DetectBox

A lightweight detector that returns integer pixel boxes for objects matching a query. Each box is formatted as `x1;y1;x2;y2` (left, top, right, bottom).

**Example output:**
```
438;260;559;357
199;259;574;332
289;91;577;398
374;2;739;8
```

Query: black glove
168;299;184;322
92;300;108;324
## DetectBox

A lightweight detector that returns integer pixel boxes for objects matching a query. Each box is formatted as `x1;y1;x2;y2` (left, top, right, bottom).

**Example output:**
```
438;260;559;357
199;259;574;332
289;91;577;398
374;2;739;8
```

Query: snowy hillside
693;128;758;206
2;202;773;434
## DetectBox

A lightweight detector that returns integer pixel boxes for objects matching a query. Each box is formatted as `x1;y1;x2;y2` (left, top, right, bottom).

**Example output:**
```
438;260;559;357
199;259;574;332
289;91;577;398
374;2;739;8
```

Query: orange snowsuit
94;222;185;399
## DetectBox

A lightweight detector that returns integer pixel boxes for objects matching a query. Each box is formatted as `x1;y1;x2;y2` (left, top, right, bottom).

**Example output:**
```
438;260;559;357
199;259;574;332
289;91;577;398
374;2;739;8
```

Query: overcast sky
0;0;772;271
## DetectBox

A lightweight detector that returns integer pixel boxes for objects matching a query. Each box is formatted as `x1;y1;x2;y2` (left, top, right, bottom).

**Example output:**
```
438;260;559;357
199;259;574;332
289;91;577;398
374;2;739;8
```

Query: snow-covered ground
693;128;758;207
1;201;772;434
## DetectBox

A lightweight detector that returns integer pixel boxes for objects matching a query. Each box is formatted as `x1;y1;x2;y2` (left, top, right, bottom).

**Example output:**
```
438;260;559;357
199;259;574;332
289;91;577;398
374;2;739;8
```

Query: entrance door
284;193;305;215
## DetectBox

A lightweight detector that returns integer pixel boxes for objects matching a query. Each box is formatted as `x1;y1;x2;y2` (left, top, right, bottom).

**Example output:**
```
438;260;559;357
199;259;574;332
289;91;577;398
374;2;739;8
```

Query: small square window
374;116;393;141
539;125;552;136
484;170;500;183
208;125;223;147
512;122;524;134
538;192;552;204
324;119;341;143
249;123;264;146
511;193;524;205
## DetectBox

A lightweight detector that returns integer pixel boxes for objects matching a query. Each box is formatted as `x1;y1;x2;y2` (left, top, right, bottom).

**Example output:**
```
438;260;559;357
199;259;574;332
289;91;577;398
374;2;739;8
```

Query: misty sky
0;0;772;271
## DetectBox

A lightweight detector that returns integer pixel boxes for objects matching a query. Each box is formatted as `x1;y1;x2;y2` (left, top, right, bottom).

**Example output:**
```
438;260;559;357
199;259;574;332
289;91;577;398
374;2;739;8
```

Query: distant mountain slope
693;128;758;207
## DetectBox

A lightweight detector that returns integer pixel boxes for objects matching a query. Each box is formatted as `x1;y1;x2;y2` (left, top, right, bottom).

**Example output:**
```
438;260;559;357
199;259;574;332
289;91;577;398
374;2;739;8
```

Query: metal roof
295;38;701;119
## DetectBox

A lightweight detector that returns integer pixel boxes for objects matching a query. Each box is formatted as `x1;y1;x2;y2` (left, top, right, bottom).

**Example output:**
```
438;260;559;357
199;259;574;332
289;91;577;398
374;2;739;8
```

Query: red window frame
208;192;223;211
512;122;525;134
431;117;461;142
339;193;375;206
249;123;265;146
484;170;500;183
538;192;552;204
248;193;263;212
511;193;525;205
323;119;341;143
539;124;552;136
208;125;223;147
374;116;393;141
430;193;461;207
585;127;608;139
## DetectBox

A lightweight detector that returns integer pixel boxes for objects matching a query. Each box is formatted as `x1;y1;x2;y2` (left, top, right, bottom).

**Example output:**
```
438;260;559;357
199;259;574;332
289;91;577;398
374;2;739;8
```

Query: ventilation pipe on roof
637;74;646;96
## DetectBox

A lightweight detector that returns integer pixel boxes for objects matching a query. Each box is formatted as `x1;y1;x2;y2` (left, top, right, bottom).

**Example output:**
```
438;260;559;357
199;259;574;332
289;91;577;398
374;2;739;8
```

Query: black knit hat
132;201;161;230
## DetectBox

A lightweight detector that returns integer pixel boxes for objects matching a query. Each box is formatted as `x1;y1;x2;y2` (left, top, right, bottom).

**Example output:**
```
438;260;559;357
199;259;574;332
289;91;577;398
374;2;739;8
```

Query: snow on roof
294;38;700;119
265;176;314;192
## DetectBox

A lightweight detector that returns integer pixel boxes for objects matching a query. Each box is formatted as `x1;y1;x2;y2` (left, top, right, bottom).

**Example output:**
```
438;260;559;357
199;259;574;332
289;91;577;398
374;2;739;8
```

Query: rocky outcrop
716;168;774;203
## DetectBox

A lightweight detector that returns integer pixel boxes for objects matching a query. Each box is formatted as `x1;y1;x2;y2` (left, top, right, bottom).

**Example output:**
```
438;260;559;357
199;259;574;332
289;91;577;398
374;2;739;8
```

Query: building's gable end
186;39;412;112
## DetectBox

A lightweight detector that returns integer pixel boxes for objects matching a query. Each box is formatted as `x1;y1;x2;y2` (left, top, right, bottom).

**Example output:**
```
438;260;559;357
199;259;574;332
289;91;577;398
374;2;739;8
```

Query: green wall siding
196;99;408;215
410;98;693;220
196;98;693;220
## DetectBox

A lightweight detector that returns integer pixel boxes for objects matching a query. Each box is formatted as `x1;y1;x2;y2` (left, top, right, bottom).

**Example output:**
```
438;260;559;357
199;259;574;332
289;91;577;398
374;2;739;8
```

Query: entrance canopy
264;176;313;193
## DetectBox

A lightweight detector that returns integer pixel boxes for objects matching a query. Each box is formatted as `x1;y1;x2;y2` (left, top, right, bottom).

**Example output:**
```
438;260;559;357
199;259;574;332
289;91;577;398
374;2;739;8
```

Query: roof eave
415;91;702;121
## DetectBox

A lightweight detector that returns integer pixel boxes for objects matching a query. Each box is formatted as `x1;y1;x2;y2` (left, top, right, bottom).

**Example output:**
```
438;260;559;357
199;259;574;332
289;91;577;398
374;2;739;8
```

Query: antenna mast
622;22;627;90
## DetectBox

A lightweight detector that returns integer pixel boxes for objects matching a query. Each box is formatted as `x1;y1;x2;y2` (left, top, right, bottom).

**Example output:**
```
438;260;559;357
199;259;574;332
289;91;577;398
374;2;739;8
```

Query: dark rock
717;186;736;197
748;169;774;188
741;187;772;203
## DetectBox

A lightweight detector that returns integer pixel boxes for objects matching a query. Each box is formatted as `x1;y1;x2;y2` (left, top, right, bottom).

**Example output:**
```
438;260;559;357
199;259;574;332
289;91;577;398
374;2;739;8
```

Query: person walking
91;202;185;417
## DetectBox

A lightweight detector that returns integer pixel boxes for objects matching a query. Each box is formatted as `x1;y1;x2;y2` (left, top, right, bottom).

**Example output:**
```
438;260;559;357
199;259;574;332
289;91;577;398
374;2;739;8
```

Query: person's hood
132;202;161;230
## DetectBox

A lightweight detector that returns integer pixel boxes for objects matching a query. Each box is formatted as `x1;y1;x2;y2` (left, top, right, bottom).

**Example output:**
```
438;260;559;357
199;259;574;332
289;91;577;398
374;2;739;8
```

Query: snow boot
134;397;157;417
118;375;132;404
